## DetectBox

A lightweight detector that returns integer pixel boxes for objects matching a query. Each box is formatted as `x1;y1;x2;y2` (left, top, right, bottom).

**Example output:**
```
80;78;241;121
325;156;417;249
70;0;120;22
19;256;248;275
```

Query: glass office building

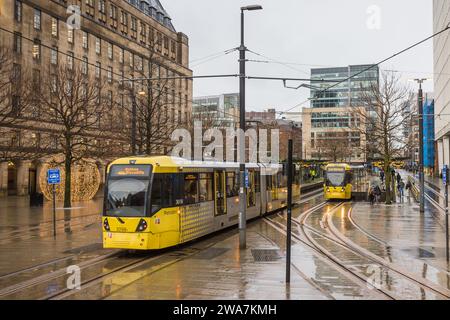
310;65;379;108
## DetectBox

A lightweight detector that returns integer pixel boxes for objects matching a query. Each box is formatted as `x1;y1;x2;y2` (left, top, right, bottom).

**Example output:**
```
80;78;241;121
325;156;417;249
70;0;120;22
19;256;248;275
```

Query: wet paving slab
3;186;448;300
60;195;386;300
335;201;450;298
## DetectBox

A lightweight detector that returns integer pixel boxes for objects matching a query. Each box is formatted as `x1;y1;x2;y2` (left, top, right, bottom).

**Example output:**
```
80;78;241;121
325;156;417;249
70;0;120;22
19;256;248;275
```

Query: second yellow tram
324;163;353;200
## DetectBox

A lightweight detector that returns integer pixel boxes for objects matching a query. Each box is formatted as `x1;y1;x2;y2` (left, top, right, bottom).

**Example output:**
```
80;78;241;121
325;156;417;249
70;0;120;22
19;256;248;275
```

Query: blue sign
444;165;448;186
47;169;61;185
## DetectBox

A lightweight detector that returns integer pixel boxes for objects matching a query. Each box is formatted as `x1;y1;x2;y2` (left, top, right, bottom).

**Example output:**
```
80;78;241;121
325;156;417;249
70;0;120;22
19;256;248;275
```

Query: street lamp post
239;5;262;249
412;79;427;213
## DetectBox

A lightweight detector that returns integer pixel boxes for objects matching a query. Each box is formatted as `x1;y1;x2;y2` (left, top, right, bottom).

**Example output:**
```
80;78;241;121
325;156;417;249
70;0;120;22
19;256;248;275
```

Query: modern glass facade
193;93;239;127
310;65;379;108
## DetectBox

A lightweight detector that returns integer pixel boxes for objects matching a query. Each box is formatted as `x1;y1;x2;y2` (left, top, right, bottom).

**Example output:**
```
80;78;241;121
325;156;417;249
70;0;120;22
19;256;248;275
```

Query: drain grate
192;247;229;260
251;249;282;262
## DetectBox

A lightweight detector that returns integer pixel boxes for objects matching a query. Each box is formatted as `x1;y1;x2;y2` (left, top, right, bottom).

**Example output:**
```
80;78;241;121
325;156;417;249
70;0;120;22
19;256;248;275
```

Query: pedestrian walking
398;179;405;202
405;179;412;201
396;172;401;185
369;187;375;205
374;185;381;203
380;170;385;183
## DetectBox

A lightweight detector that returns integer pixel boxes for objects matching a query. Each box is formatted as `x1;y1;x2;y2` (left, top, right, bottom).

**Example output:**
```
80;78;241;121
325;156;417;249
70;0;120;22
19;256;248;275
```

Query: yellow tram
102;156;301;250
324;163;353;200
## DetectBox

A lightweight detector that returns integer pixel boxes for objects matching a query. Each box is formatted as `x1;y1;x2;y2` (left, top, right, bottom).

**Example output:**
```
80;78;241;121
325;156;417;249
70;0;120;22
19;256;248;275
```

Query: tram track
0;250;123;299
345;207;450;276
0;213;101;243
265;201;450;300
0;187;325;300
264;201;396;300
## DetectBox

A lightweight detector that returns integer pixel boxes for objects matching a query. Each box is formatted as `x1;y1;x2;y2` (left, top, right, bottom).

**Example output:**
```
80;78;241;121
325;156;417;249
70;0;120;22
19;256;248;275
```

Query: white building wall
433;0;450;174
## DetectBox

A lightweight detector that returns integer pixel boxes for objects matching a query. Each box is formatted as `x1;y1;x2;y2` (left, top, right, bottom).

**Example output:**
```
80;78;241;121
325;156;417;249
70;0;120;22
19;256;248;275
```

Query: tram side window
151;174;179;213
277;172;286;188
226;172;239;197
184;174;199;204
254;171;260;193
199;173;213;202
266;175;273;190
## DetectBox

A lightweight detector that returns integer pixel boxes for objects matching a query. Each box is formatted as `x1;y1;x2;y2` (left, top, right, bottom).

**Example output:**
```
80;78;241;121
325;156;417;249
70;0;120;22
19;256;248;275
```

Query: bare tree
353;71;412;204
118;35;188;156
0;46;39;162
38;65;114;207
316;134;353;162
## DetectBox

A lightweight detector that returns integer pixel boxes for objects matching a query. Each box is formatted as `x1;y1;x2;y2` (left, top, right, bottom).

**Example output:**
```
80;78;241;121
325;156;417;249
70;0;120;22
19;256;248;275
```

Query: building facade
302;65;378;163
423;97;435;173
404;96;420;166
193;93;239;128
0;0;192;197
245;109;302;161
433;0;450;175
310;65;379;108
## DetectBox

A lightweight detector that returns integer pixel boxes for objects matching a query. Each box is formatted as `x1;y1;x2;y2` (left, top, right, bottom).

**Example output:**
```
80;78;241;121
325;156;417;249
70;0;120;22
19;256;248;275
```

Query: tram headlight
341;187;345;192
103;218;110;231
136;219;148;232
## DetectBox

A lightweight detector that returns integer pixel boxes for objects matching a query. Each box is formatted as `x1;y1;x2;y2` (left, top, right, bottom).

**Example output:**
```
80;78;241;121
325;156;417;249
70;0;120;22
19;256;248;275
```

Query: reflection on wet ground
1;183;450;300
347;202;450;294
0;196;107;277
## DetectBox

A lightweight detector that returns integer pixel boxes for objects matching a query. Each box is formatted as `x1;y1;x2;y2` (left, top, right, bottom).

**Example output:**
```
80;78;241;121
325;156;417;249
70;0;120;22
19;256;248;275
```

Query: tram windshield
325;171;346;186
105;165;151;217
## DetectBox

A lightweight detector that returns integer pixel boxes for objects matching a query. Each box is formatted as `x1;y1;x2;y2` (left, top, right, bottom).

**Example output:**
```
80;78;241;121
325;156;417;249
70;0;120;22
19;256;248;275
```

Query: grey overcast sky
163;0;434;114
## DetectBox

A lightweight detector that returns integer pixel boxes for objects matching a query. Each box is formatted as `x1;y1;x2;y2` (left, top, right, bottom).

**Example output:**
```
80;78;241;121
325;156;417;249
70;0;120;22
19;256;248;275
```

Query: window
136;55;143;71
150;174;182;214
107;66;113;82
119;48;124;64
226;172;239;197
67;51;74;70
51;17;58;37
13;32;22;54
199;173;213;202
50;74;57;93
14;1;22;23
107;90;113;107
106;178;149;217
110;4;117;19
82;31;89;49
50;47;58;65
121;11;128;34
68;28;74;44
33;9;41;30
107;42;113;59
95;37;101;54
32;39;41;61
129;53;134;68
95;62;101;78
98;0;106;13
82;57;88;75
131;16;137;38
184;174;198;204
85;0;95;17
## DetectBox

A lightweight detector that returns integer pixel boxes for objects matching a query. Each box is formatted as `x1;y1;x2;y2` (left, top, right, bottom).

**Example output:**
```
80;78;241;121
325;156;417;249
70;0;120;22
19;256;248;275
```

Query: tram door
214;170;227;216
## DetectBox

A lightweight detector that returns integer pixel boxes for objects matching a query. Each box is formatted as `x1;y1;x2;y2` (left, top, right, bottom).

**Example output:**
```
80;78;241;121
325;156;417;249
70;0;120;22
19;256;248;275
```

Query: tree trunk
64;140;72;208
384;162;391;204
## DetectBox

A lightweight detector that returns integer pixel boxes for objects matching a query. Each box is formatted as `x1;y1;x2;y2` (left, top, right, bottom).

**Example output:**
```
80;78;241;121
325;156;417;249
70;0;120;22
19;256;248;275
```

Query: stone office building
0;0;192;197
